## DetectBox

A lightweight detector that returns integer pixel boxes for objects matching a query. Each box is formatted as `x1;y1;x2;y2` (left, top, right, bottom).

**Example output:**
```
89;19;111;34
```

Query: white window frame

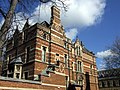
42;46;47;62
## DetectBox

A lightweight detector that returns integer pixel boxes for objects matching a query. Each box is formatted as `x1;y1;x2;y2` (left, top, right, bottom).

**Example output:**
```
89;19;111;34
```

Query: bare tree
0;0;67;58
104;37;120;69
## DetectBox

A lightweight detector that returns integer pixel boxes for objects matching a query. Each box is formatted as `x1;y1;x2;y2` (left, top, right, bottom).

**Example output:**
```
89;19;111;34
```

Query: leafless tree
0;0;67;58
104;37;120;69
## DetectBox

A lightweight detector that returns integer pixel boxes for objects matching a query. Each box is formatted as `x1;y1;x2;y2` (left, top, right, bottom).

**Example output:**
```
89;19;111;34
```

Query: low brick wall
0;76;65;90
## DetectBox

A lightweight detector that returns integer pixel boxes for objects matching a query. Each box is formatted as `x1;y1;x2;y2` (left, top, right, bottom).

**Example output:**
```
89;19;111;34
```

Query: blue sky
78;0;120;70
0;0;120;70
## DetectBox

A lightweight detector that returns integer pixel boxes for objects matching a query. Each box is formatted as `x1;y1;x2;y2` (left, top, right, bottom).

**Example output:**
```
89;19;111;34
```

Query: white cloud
61;0;106;28
0;0;106;40
65;28;78;40
28;0;106;40
96;49;113;58
30;0;106;28
29;4;51;25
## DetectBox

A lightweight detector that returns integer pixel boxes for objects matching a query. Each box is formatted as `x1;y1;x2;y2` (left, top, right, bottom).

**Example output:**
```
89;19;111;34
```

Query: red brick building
1;6;99;90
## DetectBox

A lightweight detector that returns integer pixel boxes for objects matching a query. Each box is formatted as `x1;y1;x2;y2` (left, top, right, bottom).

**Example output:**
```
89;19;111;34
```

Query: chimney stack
50;6;61;27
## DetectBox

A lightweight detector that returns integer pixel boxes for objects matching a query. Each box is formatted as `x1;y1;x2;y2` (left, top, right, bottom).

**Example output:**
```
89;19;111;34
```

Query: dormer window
75;46;81;56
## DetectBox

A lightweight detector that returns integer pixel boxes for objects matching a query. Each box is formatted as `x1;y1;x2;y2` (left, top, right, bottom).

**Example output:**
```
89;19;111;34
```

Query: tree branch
0;8;6;19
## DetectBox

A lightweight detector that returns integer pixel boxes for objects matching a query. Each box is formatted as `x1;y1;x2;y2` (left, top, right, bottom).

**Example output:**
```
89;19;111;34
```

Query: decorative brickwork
1;6;99;90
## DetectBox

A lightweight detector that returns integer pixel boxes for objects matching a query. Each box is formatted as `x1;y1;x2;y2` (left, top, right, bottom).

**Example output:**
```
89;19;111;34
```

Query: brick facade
1;6;99;90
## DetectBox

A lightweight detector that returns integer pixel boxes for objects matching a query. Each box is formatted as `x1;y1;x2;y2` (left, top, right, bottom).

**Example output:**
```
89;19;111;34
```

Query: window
79;46;80;56
56;53;59;56
77;47;79;55
12;39;14;46
99;81;103;87
115;80;119;86
43;33;46;39
78;80;83;85
103;81;108;87
64;54;68;67
16;73;20;79
90;64;93;74
16;65;20;71
77;75;83;85
42;46;46;62
64;42;67;48
22;32;24;42
7;55;11;64
72;62;75;71
24;72;28;80
26;47;30;62
75;46;81;56
56;54;59;66
77;61;82;72
108;80;113;87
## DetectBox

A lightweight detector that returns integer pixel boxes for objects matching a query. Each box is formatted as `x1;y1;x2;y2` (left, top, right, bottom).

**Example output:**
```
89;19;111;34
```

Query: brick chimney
50;6;61;30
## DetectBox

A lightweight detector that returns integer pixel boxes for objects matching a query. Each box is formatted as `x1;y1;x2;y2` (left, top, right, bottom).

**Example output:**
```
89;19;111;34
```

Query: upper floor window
77;61;82;72
43;33;46;40
76;46;79;55
64;42;67;48
22;32;24;42
75;46;81;56
64;54;68;67
56;54;60;66
90;64;93;74
72;62;75;71
42;46;46;62
7;55;11;64
26;47;30;63
79;46;80;56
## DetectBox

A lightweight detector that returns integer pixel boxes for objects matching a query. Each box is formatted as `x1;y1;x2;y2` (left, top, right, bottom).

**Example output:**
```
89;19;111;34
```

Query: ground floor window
24;72;29;79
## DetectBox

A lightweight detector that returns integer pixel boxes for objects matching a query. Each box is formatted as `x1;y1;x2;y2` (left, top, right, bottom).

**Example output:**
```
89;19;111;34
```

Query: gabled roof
83;47;94;55
40;21;49;27
23;20;30;30
13;28;20;36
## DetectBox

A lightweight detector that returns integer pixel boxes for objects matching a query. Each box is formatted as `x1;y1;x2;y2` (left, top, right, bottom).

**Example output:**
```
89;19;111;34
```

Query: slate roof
10;57;23;64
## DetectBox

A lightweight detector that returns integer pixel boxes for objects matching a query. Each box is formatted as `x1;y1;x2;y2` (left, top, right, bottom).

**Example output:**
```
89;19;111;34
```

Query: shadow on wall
67;83;76;90
85;72;90;90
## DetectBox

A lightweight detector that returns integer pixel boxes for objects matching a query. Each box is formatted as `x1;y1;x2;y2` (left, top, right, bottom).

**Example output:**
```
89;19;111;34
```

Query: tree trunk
0;0;18;48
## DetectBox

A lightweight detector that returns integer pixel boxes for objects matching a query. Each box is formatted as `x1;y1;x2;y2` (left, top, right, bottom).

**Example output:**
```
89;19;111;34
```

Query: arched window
77;61;82;72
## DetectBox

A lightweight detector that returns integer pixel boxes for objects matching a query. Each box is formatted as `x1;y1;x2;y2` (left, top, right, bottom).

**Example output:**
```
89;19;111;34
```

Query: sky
78;0;120;70
0;0;120;70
